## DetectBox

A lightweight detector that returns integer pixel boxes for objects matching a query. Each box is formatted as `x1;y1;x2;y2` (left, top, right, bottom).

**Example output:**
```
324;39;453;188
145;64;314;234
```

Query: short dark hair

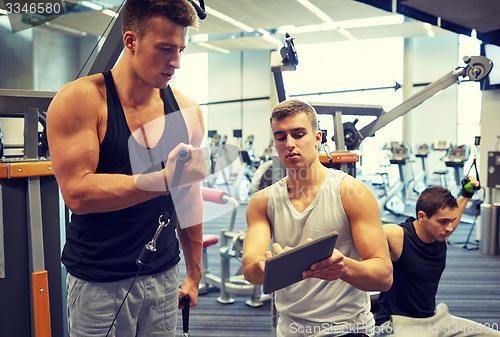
270;99;318;131
122;0;198;39
415;186;458;218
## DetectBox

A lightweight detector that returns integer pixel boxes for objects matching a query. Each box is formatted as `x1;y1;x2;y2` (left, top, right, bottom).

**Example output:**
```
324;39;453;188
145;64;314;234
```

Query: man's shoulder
48;74;106;123
247;187;271;215
383;223;404;237
170;86;199;110
55;74;105;103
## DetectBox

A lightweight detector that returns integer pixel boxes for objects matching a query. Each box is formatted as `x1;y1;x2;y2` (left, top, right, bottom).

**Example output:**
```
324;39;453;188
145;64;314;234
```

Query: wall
0;17;34;90
403;34;460;178
0;17;34;156
33;29;81;91
0;22;97;155
207;50;272;156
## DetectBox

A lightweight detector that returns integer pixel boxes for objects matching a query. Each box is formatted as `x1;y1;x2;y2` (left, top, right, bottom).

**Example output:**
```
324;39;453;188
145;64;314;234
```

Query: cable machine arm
347;56;493;150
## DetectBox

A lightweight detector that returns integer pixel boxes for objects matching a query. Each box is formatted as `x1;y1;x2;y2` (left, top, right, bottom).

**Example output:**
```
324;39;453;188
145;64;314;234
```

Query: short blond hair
270;99;318;131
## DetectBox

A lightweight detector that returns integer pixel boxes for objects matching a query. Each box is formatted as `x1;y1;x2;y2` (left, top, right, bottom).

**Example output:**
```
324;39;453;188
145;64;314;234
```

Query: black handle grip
172;150;191;187
180;295;190;333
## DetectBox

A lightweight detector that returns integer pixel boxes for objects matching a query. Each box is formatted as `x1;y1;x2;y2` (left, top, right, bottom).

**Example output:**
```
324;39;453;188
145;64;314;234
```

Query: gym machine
449;136;483;250
432;141;471;194
198;188;268;307
271;36;494;179
0;89;64;337
271;35;369;176
377;143;415;217
444;144;471;194
432;140;453;186
413;143;430;193
327;55;492;152
480;151;500;255
205;132;250;201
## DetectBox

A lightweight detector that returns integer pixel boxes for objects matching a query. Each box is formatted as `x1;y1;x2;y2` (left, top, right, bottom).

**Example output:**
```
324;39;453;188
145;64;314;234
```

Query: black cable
104;149;189;335
105;267;142;337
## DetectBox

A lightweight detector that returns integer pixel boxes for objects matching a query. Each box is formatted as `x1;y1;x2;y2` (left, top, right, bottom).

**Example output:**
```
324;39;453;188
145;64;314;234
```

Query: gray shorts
66;266;179;337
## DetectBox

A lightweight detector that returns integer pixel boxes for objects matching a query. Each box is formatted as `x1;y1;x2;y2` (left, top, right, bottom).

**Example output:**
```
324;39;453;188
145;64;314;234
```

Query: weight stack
480;203;500;255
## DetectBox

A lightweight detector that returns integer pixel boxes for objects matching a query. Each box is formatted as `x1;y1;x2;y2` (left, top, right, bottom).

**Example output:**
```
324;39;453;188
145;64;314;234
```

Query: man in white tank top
242;100;393;337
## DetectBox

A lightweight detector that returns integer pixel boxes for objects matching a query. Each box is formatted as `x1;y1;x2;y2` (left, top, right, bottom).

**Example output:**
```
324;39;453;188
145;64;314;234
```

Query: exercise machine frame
198;187;268;307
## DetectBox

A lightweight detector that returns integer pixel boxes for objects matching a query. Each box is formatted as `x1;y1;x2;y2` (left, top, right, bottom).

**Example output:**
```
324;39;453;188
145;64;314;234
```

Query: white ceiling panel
3;0;488;53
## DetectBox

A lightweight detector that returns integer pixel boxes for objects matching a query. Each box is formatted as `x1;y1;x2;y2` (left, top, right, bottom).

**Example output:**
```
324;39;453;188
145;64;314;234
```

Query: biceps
49;124;100;184
349;208;387;259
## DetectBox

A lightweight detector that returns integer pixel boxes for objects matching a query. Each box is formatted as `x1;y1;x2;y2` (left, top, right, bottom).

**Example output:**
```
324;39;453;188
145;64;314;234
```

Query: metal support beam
332;110;345;152
86;13;123;76
27;176;49;337
0;89;55;113
24;108;39;159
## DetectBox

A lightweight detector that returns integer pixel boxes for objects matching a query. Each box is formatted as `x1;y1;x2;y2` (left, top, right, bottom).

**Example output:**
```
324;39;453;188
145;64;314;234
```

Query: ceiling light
423;22;435;37
45;21;88;36
256;28;283;46
340;15;404;29
196;42;230;53
80;0;103;11
337;28;356;41
296;0;333;23
102;9;118;18
191;34;209;43
205;6;254;32
280;14;404;34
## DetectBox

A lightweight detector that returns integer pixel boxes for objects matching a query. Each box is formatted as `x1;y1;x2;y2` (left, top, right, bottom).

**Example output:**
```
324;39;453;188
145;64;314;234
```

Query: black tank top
61;70;189;282
375;217;447;325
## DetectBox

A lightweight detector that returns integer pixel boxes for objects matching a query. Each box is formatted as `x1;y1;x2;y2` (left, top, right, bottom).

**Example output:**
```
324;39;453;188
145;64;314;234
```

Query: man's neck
413;220;435;244
112;58;160;107
286;161;329;196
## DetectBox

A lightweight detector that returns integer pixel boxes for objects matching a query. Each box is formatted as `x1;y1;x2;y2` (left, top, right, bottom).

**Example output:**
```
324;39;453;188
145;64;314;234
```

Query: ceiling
1;0;499;53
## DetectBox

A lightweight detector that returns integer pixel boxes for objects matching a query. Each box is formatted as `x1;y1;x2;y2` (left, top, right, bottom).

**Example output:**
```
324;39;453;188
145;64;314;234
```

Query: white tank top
267;169;374;335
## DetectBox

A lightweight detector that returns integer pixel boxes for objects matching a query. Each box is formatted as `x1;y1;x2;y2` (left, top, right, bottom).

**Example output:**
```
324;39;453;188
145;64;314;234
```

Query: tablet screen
263;231;338;294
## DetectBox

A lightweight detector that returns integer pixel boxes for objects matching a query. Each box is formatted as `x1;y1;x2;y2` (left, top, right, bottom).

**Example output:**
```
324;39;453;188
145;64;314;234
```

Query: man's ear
417;210;427;221
124;31;136;51
315;130;322;145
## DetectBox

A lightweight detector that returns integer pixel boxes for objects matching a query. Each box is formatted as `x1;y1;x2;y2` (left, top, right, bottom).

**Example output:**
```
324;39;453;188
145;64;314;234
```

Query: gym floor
177;202;500;336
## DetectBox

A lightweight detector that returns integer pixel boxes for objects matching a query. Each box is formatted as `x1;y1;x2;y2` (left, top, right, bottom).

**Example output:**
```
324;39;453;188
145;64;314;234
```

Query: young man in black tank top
375;178;500;336
46;1;206;336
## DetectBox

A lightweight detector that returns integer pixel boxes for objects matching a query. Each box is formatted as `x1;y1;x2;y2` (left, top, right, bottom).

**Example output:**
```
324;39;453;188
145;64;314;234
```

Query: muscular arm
450;196;470;232
172;89;205;306
383;224;404;261
450;176;480;233
177;219;203;305
242;188;273;285
338;176;393;291
47;78;167;214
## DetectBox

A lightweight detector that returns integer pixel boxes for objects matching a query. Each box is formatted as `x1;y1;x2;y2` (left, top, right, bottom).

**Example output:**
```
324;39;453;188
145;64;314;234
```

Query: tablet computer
263;231;338;294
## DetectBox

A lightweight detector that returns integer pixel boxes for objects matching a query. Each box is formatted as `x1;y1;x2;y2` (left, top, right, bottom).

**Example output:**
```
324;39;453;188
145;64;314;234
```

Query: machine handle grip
171;149;191;187
180;295;190;334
